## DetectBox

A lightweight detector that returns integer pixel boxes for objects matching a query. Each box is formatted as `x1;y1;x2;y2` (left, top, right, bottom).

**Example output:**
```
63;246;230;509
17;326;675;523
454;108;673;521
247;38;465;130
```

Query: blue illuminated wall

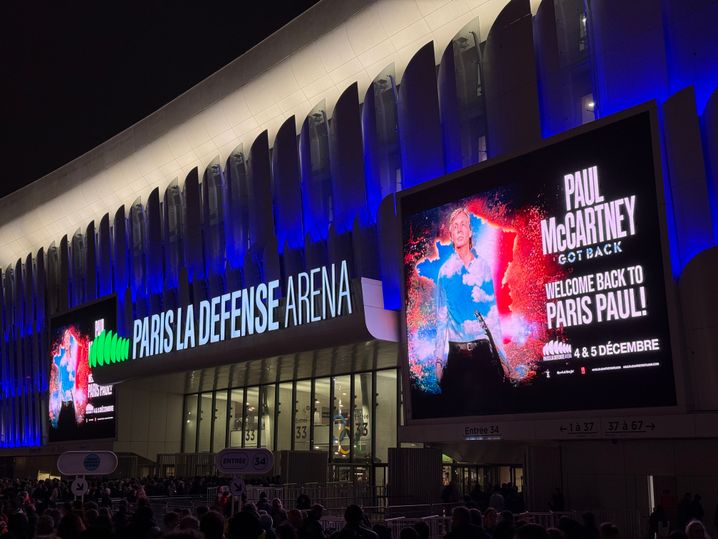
2;0;717;448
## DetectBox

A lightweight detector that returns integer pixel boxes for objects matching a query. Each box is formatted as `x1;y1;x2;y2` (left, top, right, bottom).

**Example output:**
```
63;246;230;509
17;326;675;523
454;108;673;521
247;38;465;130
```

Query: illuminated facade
2;0;718;525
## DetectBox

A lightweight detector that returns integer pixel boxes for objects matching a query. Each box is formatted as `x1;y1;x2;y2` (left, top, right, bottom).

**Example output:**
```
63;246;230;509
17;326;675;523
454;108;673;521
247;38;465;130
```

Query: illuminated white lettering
255;283;268;334
310;267;321;322
297;272;309;324
284;277;297;328
199;300;211;346
150;314;161;356
176;307;185;351
564;173;575;211
139;317;149;358
322;264;336;320
163;309;174;354
268;280;279;331
210;296;221;344
132;319;142;359
546;297;593;329
126;260;353;361
184;304;195;349
230;290;242;338
242;286;255;335
541;197;638;255
338;259;352;315
220;293;231;341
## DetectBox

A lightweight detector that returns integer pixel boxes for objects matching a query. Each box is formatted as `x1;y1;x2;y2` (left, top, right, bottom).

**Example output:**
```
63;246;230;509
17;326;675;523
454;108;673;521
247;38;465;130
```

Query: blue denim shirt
434;249;507;369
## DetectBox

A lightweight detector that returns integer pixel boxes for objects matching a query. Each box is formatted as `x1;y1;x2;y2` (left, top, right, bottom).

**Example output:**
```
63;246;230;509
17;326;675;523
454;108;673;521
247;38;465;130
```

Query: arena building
2;0;718;533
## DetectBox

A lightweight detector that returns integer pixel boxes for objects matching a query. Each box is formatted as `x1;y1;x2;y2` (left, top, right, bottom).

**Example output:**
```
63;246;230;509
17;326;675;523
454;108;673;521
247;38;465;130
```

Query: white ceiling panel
344;3;387;55
390;18;433;51
318;27;357;72
377;0;424;36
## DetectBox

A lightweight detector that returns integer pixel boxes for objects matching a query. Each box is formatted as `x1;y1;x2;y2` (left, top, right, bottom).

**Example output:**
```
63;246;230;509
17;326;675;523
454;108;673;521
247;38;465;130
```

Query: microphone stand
475;310;506;382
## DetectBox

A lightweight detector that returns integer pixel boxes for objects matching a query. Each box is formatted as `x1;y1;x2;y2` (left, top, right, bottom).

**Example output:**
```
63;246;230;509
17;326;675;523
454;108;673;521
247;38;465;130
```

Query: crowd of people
436;505;711;539
0;477;714;539
441;482;525;515
648;491;715;539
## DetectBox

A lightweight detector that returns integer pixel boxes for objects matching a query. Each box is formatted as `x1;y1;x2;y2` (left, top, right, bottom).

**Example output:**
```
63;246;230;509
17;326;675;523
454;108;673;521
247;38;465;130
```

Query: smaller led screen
48;297;116;442
400;112;676;420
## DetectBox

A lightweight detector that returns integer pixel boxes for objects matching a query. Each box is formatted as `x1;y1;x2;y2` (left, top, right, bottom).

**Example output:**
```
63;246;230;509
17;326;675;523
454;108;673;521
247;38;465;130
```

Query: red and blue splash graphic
49;326;91;428
404;190;569;394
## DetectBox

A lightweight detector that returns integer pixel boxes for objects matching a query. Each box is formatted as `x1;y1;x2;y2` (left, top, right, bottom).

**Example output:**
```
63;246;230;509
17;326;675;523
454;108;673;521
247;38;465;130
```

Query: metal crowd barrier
384;515;451;539
201;487;642;538
111;495;207;517
319;516;347;534
206;482;380;512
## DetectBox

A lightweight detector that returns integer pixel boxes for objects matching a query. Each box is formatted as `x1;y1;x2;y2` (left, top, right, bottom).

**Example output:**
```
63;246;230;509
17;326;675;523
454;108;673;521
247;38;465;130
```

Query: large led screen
48;297;116;442
401;111;676;420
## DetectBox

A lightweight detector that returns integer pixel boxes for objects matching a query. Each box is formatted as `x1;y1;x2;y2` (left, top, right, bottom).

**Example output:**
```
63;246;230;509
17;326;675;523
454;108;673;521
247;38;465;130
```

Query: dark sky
1;1;320;200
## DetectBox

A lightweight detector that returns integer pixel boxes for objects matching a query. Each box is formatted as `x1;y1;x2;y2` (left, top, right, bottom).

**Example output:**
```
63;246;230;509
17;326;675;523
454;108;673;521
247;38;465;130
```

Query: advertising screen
400;111;676;420
48;297;116;442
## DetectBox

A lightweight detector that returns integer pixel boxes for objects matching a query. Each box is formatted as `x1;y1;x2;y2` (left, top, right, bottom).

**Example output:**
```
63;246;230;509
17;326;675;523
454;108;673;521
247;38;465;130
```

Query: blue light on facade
1;0;718;449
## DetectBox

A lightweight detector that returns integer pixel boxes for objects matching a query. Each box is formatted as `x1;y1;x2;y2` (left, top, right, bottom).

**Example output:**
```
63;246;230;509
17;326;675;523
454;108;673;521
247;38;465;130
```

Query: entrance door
444;462;525;509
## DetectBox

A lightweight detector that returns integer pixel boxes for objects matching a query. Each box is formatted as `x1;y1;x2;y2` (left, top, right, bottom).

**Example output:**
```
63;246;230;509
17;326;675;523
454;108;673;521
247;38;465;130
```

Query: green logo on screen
89;330;130;368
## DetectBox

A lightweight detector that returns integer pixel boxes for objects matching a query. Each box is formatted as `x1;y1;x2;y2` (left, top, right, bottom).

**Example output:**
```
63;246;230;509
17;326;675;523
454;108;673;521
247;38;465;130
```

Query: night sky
1;1;320;200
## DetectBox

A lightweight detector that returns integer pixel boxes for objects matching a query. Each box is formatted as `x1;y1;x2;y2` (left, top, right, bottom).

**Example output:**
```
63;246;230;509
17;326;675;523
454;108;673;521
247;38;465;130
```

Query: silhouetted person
257;492;271;513
689;495;705;522
493;520;513;539
678;494;693;530
330;505;378;539
127;503;159;539
685;520;709;539
649;506;669;538
414;521;431;539
442;481;460;504
260;513;277;539
483;508;498;534
296;494;311;510
557;517;584;539
468;508;482;528
35;515;56;539
163;512;180;534
57;513;85;539
7;511;30;539
445;506;485;539
179;516;199;531
599;522;620;539
583;512;600;539
228;511;263;539
272;498;288;526
489;489;505;512
372;524;391;539
549;489;565;512
200;510;225;539
299;504;326;539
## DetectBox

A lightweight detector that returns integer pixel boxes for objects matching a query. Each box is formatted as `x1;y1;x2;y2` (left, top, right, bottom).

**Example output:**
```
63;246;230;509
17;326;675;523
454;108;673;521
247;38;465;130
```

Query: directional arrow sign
71;477;89;497
215;448;274;475
58;451;118;476
229;476;246;497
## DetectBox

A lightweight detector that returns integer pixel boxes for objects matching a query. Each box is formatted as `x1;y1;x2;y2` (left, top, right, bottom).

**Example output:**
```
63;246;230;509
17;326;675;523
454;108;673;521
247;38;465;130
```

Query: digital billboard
400;111;676;420
48;297;116;442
